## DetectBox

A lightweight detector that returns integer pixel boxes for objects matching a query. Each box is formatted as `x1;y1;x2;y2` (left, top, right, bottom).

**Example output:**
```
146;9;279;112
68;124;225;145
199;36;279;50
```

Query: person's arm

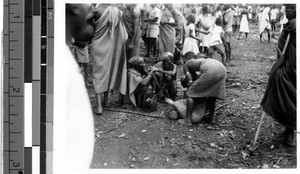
129;8;140;49
156;64;177;76
198;30;210;35
140;67;156;87
247;11;249;22
189;27;201;42
144;17;158;23
181;25;185;44
74;40;88;48
223;12;229;25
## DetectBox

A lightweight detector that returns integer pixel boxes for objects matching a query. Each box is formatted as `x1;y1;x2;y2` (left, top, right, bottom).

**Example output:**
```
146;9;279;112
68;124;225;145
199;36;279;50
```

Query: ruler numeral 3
13;162;20;167
48;12;52;19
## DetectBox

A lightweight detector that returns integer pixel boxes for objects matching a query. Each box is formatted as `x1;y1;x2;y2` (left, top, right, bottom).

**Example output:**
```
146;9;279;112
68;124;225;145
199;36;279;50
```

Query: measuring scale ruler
2;0;54;173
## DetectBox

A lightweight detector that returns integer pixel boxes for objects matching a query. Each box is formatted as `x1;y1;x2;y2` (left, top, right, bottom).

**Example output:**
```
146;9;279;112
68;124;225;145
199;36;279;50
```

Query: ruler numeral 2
13;87;20;93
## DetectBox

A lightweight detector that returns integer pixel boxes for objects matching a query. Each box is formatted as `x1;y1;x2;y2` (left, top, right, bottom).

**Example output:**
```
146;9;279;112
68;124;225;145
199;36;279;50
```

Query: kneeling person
172;58;227;125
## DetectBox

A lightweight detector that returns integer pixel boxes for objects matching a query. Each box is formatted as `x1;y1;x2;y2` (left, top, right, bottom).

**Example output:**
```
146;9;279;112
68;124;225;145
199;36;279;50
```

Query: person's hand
151;66;159;72
148;66;156;74
187;80;194;88
128;43;134;50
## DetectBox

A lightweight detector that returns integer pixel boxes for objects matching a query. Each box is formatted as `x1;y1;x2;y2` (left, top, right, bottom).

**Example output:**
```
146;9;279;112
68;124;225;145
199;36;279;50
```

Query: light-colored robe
90;6;128;94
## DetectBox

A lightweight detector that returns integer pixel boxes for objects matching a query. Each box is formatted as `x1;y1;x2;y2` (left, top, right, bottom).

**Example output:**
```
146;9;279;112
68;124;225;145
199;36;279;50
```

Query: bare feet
178;119;192;126
95;105;103;115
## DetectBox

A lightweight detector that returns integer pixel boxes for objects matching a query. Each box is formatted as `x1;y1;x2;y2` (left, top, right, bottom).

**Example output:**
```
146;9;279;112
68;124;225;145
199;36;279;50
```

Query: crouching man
152;52;177;100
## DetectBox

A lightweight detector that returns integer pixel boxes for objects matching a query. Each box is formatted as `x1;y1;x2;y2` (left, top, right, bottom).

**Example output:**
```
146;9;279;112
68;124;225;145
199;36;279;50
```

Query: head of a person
128;56;147;75
186;13;196;23
164;4;173;10
183;51;197;63
215;17;222;26
222;4;230;11
202;5;209;14
216;5;222;11
125;4;136;10
66;4;94;43
161;52;174;69
150;4;157;9
284;4;296;20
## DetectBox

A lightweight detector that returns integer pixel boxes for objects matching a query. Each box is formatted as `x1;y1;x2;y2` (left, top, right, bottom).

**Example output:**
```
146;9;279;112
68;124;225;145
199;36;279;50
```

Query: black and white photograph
0;0;298;174
63;1;298;172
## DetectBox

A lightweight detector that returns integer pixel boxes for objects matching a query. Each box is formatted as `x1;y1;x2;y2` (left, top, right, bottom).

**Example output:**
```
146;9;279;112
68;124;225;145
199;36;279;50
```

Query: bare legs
260;29;271;43
96;93;103;115
206;97;216;124
95;91;110;115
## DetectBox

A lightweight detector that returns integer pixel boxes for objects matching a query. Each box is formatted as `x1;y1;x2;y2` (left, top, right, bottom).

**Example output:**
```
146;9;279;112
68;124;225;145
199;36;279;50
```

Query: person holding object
125;56;157;108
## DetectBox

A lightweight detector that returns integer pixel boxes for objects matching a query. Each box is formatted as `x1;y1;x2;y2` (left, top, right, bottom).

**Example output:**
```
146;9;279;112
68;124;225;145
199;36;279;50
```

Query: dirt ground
87;24;297;169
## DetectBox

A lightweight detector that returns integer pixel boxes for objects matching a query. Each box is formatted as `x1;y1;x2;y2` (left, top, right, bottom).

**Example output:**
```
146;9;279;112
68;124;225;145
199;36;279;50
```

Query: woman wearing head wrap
182;13;201;55
125;56;156;107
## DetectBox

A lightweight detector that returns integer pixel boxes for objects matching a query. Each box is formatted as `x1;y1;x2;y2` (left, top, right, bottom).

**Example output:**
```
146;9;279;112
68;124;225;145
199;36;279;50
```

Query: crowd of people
66;3;296;154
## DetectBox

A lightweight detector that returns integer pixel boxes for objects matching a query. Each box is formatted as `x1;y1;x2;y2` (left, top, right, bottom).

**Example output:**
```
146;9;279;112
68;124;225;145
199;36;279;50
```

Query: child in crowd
208;18;226;65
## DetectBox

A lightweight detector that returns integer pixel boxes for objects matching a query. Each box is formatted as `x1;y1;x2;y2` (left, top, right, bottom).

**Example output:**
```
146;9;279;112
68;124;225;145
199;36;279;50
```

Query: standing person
238;6;250;41
252;5;259;26
215;4;223;21
232;4;241;35
140;4;151;49
279;5;288;33
158;4;179;57
222;4;234;61
270;5;279;32
248;5;253;23
208;18;226;64
70;40;89;86
259;5;271;43
260;4;296;147
175;58;227;125
89;5;128;115
198;5;214;57
122;4;141;61
144;4;162;58
182;13;201;55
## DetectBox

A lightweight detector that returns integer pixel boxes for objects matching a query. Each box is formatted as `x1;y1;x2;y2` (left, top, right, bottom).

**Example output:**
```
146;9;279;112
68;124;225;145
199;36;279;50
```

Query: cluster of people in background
66;3;296;146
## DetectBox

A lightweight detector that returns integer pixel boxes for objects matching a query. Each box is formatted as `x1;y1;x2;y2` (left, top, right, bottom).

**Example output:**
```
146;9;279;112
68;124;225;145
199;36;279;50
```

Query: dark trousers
147;37;157;57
